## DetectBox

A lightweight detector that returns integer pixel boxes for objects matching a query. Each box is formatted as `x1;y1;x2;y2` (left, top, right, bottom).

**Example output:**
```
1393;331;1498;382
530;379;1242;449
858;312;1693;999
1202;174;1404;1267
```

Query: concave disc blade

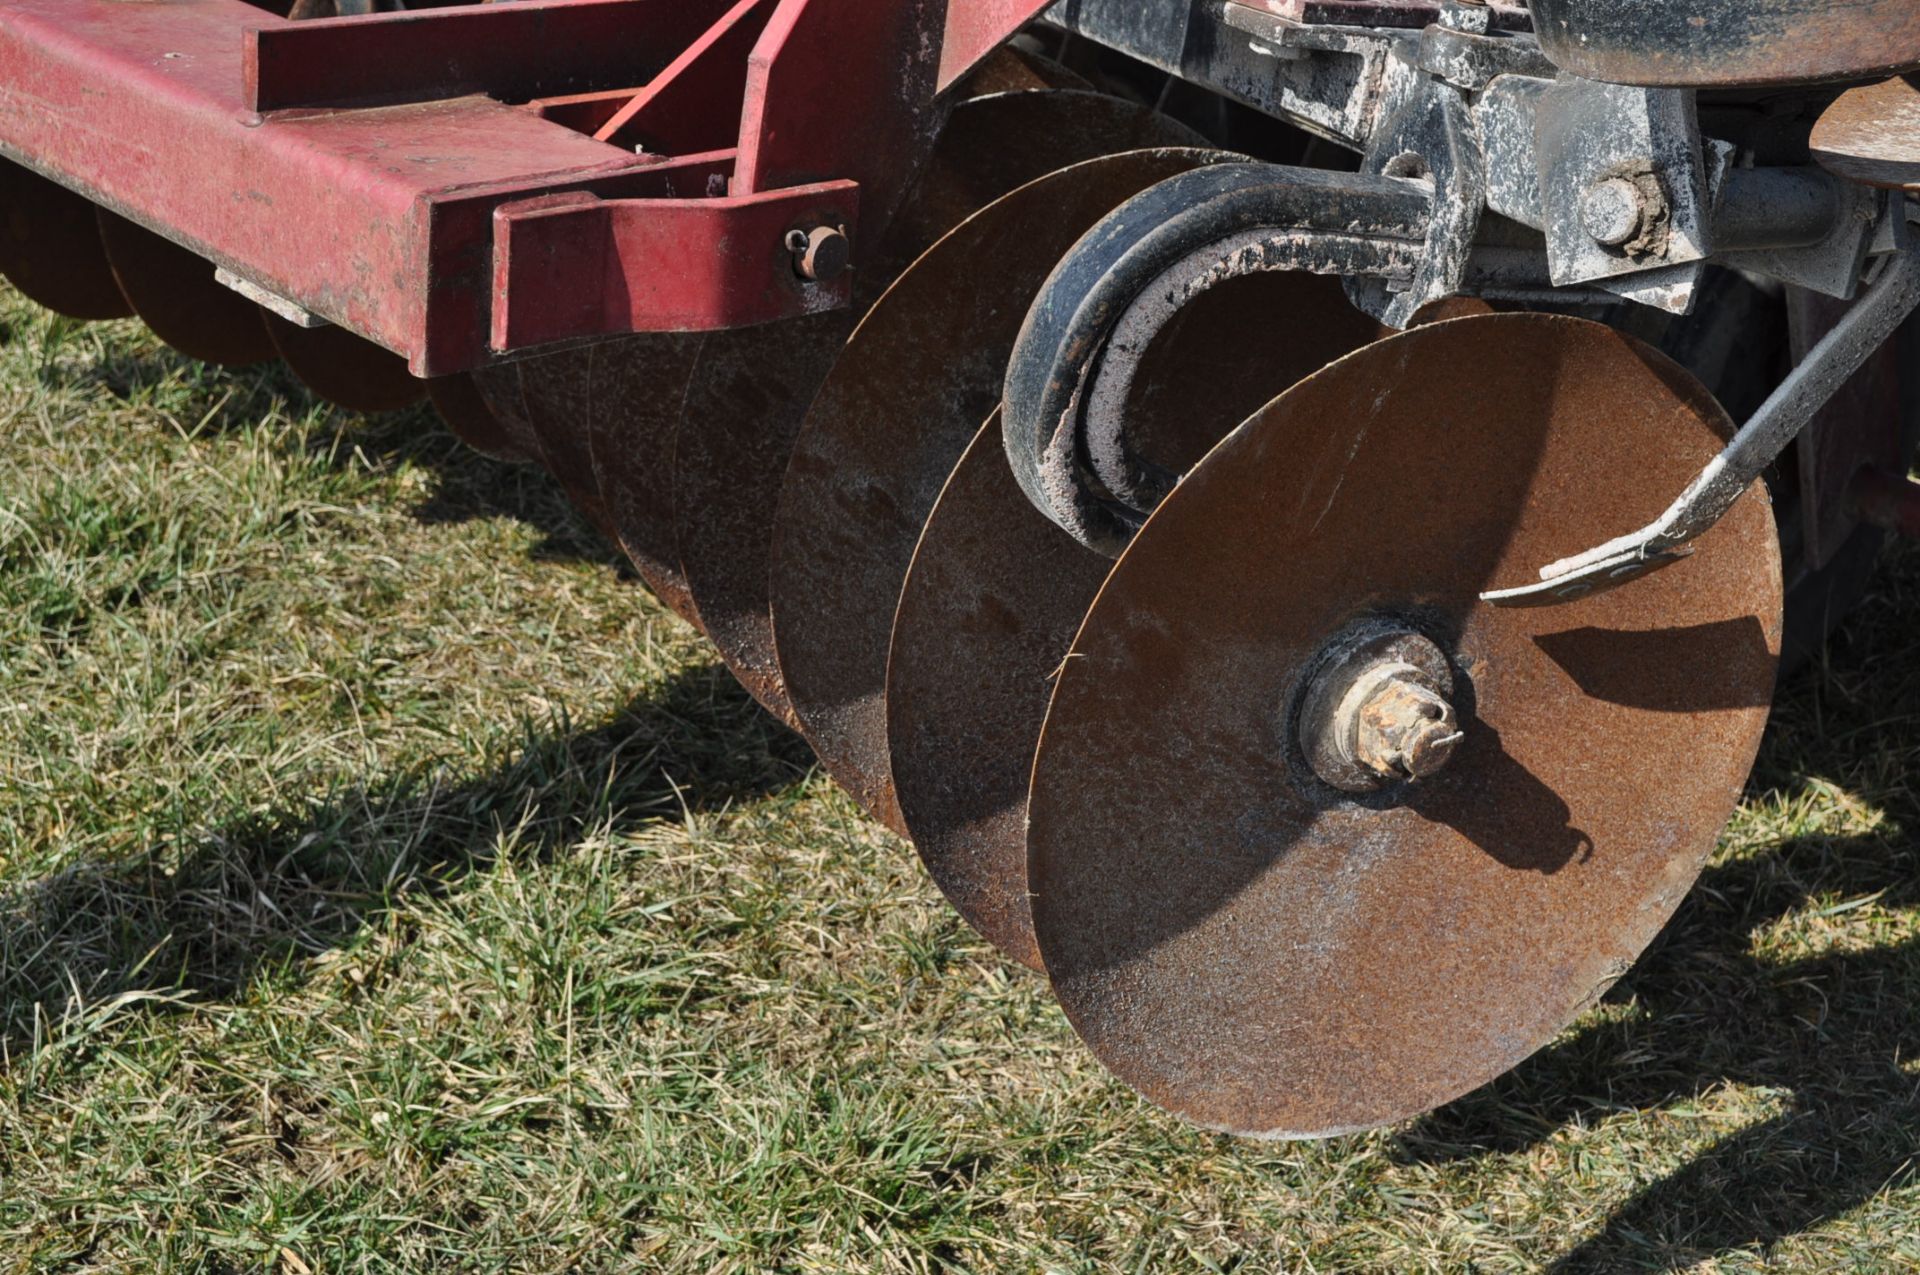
516;345;617;540
95;210;275;366
427;372;531;463
466;363;546;464
264;311;424;413
1028;313;1783;1138
0;162;132;321
585;334;707;628
1812;76;1920;191
772;148;1236;834
951;44;1092;96
885;272;1385;968
673;91;1208;723
885;90;1203;273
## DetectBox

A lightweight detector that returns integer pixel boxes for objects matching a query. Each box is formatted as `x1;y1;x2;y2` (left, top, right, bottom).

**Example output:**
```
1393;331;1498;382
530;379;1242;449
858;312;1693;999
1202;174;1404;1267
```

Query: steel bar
490;178;858;348
1484;230;1920;605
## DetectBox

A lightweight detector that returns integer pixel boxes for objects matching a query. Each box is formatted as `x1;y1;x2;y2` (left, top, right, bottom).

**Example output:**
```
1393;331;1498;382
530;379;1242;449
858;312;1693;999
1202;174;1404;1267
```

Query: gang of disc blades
883;90;1204;272
885;271;1385;967
771;148;1239;834
669;91;1210;723
1027;313;1783;1137
516;345;620;541
427;372;531;464
96;210;275;366
584;334;708;628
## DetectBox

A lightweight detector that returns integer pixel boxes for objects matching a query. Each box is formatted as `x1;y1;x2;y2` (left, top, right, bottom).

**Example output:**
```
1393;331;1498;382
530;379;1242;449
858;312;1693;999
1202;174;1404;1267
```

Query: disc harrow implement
2;0;1918;1141
650;88;1207;722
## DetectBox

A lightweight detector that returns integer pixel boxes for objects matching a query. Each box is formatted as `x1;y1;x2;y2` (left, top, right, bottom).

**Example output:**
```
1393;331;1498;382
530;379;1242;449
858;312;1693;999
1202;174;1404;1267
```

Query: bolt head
1355;675;1462;782
792;224;851;283
1296;626;1465;795
1581;178;1646;248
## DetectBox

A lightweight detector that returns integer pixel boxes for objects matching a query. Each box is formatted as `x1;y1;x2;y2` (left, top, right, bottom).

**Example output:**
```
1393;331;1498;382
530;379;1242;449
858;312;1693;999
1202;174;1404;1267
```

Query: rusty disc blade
516;345;618;540
427;372;532;463
264;311;425;413
95;210;275;366
884;272;1385;967
771;148;1239;833
1813;76;1920;192
951;44;1092;96
673;92;1209;723
0;162;132;321
885;90;1204;274
1027;313;1783;1137
585;335;707;628
465;363;547;465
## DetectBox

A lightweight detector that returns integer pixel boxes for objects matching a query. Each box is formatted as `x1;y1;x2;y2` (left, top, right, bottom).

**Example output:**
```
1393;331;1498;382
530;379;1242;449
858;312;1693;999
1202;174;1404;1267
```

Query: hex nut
789;225;851;283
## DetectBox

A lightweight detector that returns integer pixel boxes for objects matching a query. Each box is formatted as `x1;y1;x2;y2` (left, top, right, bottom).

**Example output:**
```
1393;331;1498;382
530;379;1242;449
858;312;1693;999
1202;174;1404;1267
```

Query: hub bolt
1296;627;1465;795
1349;664;1464;782
1581;177;1648;248
788;224;851;283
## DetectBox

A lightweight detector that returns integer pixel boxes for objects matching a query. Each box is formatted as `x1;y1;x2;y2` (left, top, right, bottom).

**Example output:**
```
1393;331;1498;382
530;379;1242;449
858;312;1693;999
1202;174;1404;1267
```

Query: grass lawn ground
2;286;1919;1272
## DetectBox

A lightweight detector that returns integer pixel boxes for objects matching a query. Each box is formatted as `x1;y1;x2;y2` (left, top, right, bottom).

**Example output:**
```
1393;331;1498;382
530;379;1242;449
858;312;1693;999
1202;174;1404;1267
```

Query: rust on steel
586;334;709;629
427;373;532;466
771;143;1222;835
1027;314;1783;1138
517;346;622;543
886;271;1384;969
1530;0;1920;88
669;90;1210;726
467;365;549;466
1813;76;1920;193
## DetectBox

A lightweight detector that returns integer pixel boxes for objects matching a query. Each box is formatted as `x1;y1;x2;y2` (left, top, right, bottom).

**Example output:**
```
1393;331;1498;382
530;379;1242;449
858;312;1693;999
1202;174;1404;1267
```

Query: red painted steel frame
492;178;858;349
0;0;1045;375
940;0;1056;90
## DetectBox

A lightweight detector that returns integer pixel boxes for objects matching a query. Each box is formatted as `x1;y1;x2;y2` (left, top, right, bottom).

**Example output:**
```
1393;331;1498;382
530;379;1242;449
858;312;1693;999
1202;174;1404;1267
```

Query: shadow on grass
43;338;620;572
0;660;809;1062
1396;542;1920;1270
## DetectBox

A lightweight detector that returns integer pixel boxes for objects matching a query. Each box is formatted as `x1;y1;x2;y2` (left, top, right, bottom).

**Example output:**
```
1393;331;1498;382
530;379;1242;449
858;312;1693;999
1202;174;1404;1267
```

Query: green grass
3;286;1920;1273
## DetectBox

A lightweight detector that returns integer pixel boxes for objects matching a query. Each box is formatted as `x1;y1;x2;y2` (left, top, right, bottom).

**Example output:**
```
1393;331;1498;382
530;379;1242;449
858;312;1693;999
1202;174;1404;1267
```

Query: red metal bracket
491;178;857;349
736;0;942;250
939;0;1055;90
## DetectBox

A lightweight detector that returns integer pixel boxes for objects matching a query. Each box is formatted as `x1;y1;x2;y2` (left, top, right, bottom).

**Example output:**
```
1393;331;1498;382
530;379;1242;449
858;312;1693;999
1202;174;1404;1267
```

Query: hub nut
1297;626;1466;795
1348;663;1464;782
788;224;851;283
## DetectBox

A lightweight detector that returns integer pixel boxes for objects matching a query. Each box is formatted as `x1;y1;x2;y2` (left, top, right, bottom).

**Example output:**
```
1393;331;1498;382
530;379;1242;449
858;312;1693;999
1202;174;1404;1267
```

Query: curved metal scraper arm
1483;211;1920;608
